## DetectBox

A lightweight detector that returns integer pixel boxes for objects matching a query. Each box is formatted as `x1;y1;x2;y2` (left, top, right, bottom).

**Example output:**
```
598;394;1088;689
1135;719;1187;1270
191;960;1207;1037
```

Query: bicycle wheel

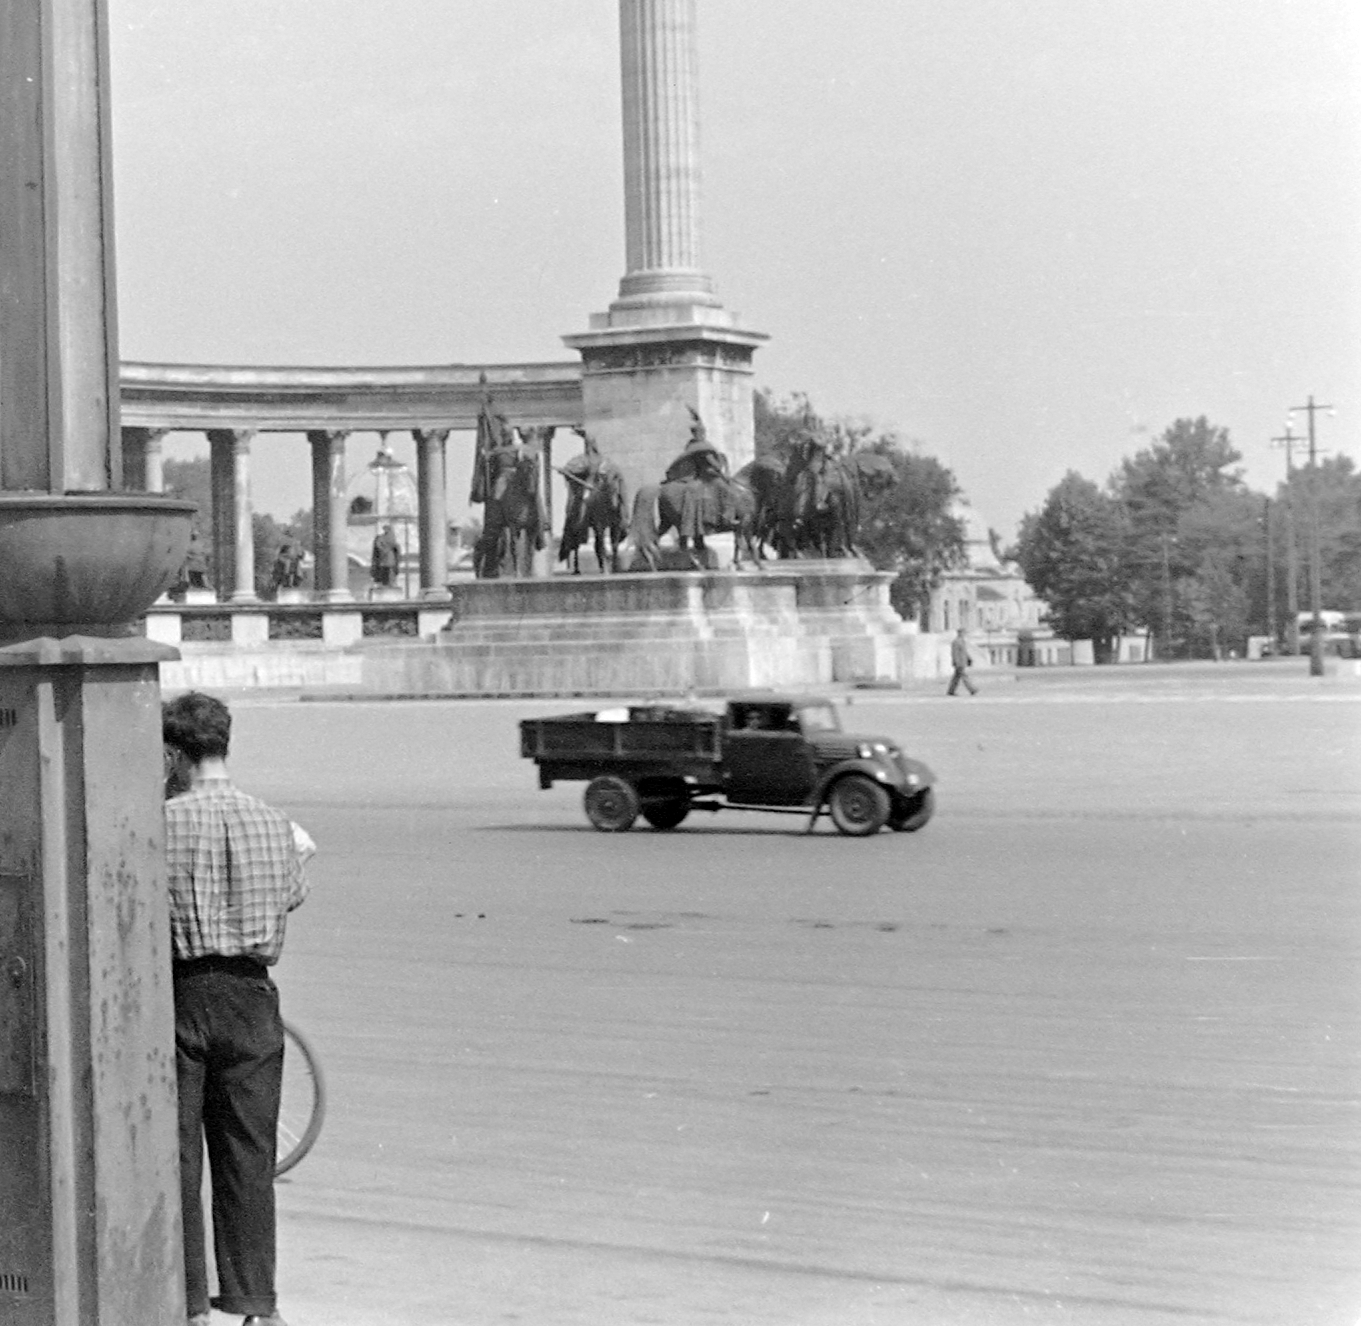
276;1021;326;1177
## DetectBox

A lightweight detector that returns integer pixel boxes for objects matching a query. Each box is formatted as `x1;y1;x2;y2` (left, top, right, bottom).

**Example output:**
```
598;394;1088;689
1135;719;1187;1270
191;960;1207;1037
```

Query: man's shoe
188;1315;211;1326
244;1315;288;1326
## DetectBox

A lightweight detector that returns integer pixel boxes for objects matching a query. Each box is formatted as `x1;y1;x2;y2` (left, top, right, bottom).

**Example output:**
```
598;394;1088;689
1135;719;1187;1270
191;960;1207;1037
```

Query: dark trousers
174;957;283;1318
947;666;977;695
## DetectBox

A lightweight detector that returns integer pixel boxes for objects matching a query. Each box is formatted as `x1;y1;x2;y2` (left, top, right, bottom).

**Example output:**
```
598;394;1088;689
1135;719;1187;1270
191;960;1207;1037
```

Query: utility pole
1264;495;1275;648
1270;425;1302;656
1289;396;1333;678
1160;532;1174;659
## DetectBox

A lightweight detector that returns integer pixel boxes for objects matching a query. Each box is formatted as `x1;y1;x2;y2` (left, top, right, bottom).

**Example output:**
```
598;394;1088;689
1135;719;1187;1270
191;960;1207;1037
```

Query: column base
562;319;768;504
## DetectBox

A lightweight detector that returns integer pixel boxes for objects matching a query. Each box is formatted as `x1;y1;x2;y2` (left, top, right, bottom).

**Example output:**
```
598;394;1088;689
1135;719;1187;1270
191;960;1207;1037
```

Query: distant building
927;499;1070;666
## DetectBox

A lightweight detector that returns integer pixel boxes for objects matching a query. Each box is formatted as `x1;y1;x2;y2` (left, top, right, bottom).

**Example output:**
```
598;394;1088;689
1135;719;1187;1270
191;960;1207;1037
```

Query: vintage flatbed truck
520;693;934;837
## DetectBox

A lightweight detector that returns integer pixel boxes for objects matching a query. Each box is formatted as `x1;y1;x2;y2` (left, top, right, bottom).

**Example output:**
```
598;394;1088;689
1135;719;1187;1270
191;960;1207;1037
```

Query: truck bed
520;707;722;785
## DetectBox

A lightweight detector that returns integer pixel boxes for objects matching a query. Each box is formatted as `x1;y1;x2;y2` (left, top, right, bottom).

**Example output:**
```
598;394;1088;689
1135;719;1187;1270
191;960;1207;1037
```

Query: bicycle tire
276;1021;326;1177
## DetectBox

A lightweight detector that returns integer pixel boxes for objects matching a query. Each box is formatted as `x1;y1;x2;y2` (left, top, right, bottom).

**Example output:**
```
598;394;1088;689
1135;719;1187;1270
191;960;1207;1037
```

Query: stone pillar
120;427;167;493
308;430;353;601
144;429;165;493
414;429;450;600
208;430;235;600
563;0;766;504
0;0;121;493
207;429;256;602
230;431;256;601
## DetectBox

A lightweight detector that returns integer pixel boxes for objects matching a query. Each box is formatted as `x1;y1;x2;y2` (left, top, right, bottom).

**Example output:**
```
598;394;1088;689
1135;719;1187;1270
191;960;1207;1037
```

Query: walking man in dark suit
947;626;978;696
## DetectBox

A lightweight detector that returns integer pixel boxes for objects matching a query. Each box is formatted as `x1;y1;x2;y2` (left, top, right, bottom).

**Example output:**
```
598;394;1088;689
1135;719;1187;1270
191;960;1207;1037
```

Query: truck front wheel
584;775;641;832
827;774;890;837
889;787;934;832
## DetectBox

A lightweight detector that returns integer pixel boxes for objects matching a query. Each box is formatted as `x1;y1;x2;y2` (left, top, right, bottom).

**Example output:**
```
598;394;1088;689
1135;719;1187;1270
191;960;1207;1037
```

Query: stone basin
0;492;196;630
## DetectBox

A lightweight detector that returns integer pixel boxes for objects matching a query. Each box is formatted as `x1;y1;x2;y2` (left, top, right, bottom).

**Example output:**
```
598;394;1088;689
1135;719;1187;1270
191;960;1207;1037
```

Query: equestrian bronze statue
629;410;763;570
557;433;628;574
469;403;547;579
739;431;897;560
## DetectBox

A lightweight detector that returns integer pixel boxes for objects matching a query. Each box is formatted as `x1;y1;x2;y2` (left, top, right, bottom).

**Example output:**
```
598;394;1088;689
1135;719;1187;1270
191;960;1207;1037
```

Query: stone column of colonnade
308;430;353;601
120;426;167;492
414;428;451;600
207;428;257;601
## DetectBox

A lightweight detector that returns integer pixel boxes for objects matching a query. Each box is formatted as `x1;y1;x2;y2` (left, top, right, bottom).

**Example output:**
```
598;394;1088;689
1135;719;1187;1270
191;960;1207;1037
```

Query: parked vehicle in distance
520;693;935;837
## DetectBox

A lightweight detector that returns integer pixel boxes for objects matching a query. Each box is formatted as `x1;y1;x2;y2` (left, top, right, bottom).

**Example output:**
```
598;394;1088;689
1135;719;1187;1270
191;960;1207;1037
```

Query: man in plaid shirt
164;692;312;1326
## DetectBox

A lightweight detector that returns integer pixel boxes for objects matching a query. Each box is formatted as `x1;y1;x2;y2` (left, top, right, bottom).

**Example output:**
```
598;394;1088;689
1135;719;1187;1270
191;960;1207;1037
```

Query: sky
108;1;1360;540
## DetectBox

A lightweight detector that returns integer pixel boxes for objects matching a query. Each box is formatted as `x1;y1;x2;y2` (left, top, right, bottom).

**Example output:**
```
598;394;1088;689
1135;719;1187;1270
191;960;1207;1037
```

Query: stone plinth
0;636;185;1325
359;564;916;696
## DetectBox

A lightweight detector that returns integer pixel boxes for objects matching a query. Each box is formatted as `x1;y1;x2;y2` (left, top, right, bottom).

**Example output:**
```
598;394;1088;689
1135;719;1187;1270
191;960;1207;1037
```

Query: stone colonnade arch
119;359;584;601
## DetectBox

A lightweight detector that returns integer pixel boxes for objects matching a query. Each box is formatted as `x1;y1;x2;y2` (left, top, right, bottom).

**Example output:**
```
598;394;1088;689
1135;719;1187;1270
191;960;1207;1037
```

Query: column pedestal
0;636;184;1326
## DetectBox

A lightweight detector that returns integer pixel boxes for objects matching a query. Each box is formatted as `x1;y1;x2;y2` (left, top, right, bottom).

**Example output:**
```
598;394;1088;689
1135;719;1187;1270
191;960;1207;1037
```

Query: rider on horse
663;410;739;541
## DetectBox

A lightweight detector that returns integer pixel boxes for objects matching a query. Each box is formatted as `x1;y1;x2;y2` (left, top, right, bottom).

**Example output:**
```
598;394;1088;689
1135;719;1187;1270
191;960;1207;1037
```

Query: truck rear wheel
642;797;690;830
827;774;890;837
584;775;640;832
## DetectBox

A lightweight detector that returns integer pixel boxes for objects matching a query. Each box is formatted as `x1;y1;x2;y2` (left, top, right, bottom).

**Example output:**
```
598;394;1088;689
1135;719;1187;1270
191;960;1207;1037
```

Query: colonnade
121;424;457;602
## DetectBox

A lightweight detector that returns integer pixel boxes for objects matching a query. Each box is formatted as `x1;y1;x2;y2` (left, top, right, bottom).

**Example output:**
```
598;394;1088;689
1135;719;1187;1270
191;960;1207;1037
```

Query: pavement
196;660;1360;1326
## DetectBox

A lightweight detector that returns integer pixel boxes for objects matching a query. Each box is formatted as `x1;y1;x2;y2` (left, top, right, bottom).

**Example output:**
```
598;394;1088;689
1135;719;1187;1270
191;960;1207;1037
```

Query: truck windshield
798;704;839;733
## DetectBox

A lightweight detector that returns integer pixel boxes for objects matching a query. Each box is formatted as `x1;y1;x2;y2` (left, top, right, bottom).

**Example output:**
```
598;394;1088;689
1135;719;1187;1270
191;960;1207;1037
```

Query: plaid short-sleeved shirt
165;778;310;965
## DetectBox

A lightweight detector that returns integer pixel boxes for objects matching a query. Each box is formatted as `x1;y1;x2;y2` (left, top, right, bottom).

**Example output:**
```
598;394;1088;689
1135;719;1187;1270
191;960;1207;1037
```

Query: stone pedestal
0;637;184;1326
359;563;918;697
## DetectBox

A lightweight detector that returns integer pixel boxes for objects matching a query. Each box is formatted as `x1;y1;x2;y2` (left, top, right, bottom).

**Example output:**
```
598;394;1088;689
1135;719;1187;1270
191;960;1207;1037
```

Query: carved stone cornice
120;362;584;432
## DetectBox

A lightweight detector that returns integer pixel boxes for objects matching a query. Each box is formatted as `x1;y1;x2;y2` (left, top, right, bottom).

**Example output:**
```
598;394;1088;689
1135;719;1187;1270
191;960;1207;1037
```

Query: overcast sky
109;1;1359;538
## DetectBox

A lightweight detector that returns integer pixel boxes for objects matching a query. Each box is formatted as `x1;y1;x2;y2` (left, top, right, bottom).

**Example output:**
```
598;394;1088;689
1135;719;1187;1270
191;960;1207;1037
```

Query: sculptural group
468;400;895;578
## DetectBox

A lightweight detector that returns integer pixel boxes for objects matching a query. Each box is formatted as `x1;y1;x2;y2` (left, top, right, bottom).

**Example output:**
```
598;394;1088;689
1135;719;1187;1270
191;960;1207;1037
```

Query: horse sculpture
472;429;546;579
628;475;763;571
558;441;628;574
738;442;897;560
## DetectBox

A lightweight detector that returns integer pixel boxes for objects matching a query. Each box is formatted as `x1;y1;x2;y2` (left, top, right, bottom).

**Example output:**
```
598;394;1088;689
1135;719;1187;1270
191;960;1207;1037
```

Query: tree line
1012;417;1361;661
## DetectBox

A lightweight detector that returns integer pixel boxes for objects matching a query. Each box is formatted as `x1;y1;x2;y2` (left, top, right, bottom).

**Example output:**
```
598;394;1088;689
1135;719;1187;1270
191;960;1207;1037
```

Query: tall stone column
413;429;450;600
308;430;353;601
207;429;255;602
564;0;766;507
615;0;717;311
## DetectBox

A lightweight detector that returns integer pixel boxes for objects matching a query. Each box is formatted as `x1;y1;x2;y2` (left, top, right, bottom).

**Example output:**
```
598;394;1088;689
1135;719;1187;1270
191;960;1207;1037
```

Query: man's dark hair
162;692;231;764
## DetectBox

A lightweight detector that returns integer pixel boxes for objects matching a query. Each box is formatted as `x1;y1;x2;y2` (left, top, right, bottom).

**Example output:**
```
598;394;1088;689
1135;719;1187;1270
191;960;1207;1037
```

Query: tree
753;389;965;621
857;442;966;621
1279;454;1361;613
1113;417;1259;656
163;457;212;536
1179;553;1249;659
1015;472;1133;660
